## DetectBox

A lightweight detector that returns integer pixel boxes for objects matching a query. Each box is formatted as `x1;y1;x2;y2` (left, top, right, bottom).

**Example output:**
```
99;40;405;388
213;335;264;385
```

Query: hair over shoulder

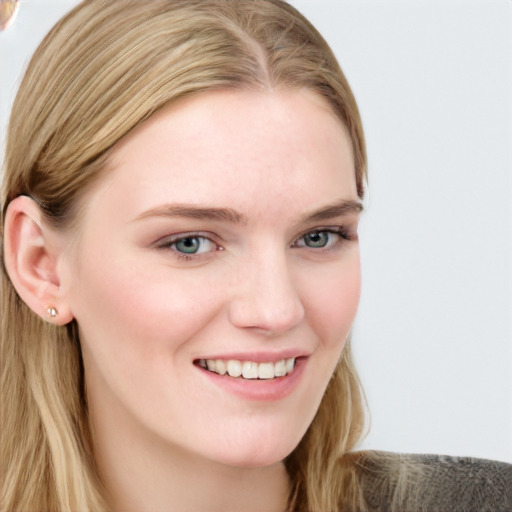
1;1;370;510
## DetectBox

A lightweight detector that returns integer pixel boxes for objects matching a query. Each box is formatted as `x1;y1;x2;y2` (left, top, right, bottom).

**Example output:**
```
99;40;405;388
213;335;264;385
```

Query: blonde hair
1;1;370;510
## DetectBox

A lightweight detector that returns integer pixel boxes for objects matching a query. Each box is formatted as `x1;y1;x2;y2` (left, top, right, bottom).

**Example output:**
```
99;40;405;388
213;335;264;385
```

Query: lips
197;357;296;380
194;353;308;401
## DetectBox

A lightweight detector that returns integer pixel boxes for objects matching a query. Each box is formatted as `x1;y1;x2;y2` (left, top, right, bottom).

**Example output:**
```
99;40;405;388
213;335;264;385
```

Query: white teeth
274;359;287;377
227;359;242;377
258;362;274;379
216;359;227;375
242;361;258;379
199;357;297;380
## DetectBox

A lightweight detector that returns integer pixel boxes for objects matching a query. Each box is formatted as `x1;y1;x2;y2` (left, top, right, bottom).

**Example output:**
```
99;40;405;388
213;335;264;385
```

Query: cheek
304;256;361;346
69;252;224;362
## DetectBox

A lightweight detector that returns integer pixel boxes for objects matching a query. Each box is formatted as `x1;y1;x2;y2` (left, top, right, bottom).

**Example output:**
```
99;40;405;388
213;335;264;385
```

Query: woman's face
61;89;362;468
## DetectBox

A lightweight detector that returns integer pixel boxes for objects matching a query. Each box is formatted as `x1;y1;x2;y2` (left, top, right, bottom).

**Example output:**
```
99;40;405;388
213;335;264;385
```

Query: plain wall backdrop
1;0;511;463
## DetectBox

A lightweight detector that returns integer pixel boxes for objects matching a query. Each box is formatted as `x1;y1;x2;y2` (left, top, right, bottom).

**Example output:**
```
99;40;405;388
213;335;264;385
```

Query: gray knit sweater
358;453;512;512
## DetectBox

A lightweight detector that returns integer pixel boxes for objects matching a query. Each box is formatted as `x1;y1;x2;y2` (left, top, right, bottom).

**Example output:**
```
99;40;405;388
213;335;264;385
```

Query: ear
3;196;74;325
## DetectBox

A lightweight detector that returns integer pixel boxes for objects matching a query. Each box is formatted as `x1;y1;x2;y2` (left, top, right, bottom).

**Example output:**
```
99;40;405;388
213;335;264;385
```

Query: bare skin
58;89;360;511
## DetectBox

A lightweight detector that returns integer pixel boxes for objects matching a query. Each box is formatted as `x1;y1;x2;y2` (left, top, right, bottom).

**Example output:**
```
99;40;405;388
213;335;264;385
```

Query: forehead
85;88;358;224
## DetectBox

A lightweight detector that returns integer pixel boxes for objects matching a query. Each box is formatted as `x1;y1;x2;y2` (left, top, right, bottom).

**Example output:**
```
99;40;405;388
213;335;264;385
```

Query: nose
227;252;305;335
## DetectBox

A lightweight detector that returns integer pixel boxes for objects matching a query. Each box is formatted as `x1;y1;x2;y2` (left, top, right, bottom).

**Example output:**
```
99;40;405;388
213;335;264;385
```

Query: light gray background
1;0;511;463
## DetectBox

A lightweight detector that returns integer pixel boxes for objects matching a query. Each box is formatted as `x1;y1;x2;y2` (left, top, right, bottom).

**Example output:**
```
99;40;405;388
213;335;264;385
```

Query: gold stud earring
46;306;58;319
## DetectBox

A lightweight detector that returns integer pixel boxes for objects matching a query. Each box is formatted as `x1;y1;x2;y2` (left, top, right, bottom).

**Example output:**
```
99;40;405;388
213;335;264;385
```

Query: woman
1;1;510;511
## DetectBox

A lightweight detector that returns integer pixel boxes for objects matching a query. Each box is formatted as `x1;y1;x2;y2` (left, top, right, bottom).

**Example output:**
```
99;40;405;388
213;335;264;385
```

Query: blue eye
302;231;330;248
172;236;215;255
174;237;201;254
294;228;348;250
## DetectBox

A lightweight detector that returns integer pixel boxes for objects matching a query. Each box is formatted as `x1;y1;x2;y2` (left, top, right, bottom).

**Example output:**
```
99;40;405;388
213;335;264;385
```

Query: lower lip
195;357;308;401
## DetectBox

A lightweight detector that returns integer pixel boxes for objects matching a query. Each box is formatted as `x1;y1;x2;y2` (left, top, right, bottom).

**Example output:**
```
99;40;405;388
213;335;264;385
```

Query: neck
90;404;291;512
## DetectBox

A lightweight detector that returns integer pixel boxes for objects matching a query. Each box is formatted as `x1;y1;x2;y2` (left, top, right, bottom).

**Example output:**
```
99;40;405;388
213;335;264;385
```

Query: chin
216;450;291;469
204;429;303;469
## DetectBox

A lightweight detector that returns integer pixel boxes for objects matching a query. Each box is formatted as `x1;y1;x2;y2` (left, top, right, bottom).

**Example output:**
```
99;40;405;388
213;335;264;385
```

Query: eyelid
152;231;222;255
150;225;354;259
292;225;352;249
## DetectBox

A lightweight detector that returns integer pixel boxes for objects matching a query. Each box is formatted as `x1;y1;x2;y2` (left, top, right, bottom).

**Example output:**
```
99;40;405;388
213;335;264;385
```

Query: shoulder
352;451;512;512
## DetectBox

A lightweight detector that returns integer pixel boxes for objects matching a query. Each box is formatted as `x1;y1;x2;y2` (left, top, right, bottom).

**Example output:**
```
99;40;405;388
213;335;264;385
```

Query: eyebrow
299;200;364;223
134;199;363;224
134;204;248;224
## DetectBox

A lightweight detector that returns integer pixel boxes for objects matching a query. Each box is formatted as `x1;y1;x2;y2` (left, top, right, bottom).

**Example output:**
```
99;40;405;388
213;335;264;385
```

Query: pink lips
195;355;308;401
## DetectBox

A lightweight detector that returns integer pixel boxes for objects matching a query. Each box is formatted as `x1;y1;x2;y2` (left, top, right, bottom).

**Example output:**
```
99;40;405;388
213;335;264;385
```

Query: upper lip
194;350;310;364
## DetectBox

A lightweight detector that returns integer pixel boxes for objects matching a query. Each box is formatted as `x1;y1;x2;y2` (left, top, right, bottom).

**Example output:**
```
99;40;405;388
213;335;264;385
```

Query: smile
197;358;296;380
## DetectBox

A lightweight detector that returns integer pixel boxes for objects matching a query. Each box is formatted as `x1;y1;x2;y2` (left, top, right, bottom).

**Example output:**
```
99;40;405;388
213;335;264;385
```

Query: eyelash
292;227;351;250
154;232;221;261
154;226;352;261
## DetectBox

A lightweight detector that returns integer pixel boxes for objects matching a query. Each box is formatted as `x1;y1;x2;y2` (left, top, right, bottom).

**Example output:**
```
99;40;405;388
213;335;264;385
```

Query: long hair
1;1;368;510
